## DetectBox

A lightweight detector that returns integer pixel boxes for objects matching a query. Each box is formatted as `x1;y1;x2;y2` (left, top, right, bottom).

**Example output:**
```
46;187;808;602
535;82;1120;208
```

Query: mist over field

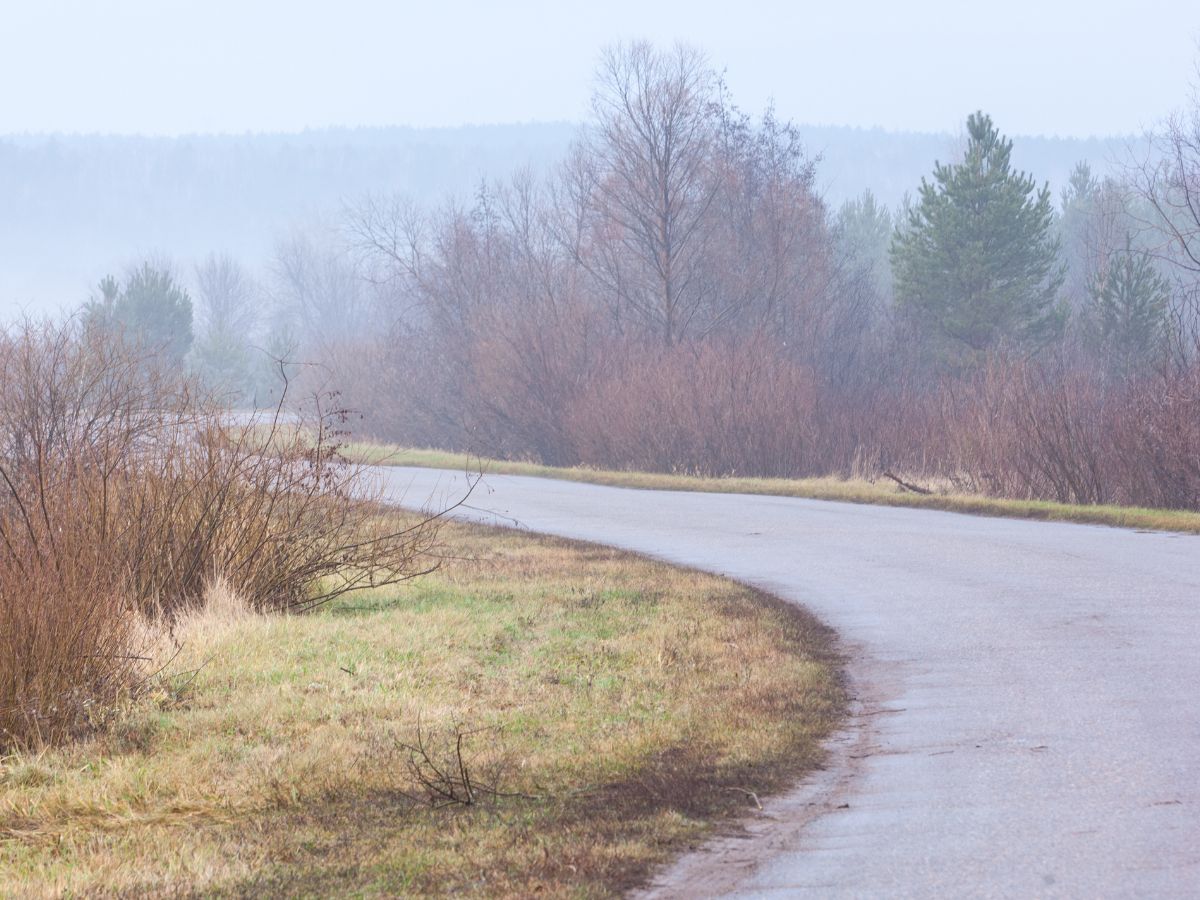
1;0;1197;503
1;7;1196;508
0;125;1126;314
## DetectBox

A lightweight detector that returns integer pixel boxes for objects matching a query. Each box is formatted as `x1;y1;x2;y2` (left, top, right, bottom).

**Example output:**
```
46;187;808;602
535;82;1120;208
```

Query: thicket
0;320;439;749
328;44;1200;513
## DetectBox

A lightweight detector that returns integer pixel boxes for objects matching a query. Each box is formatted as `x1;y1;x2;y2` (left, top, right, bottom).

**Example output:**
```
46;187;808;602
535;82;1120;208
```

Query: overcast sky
3;0;1197;138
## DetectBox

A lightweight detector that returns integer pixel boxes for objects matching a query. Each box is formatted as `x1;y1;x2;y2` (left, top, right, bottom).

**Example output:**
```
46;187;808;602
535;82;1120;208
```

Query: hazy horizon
4;1;1198;139
4;1;1196;314
0;122;1131;315
0;119;1147;142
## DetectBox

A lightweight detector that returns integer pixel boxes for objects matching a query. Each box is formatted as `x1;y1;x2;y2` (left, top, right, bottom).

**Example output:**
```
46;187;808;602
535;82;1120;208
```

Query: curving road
377;466;1200;898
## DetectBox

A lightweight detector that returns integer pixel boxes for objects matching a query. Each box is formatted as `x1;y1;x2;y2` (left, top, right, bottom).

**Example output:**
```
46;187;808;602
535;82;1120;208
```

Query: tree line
78;42;1200;511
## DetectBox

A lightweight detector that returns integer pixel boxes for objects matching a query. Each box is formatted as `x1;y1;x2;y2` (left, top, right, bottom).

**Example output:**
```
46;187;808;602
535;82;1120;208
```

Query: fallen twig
883;471;932;495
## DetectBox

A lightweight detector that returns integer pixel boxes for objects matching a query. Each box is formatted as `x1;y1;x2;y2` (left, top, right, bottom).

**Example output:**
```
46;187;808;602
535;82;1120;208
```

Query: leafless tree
194;253;258;340
1138;113;1200;274
1130;69;1200;358
573;42;720;346
272;228;374;352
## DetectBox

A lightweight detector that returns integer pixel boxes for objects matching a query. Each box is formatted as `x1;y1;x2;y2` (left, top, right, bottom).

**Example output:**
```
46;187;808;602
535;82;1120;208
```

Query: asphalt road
377;466;1200;898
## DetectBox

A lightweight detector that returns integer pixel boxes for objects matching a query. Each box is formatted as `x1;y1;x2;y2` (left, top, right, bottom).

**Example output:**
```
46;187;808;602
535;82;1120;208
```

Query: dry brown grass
0;520;843;898
348;442;1200;535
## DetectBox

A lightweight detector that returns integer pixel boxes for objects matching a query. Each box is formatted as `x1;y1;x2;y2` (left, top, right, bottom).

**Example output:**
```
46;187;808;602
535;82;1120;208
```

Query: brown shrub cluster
350;321;1200;513
0;321;439;749
933;355;1200;508
565;336;822;477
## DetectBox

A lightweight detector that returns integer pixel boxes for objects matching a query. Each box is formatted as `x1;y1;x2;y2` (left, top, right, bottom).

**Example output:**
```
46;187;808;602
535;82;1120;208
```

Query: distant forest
0;122;1128;312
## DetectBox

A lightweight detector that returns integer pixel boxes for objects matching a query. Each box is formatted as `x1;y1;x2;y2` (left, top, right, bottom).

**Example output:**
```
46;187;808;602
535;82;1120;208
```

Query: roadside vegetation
0;522;843;897
58;45;1200;521
0;319;439;750
349;443;1200;535
0;318;843;897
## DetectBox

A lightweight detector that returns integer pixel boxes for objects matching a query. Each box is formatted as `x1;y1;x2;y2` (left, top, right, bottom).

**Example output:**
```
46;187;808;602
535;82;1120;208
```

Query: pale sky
2;0;1198;137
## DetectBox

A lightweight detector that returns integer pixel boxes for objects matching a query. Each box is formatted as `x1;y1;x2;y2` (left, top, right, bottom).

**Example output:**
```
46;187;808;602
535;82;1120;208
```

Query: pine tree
116;263;193;364
1085;239;1171;376
837;189;894;302
891;112;1066;357
1058;161;1101;309
82;264;194;365
82;274;120;331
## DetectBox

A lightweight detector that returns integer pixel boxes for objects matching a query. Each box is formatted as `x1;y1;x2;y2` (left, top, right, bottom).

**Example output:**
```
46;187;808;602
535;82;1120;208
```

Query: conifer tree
83;264;194;365
1085;239;1171;375
891;112;1066;357
117;263;194;364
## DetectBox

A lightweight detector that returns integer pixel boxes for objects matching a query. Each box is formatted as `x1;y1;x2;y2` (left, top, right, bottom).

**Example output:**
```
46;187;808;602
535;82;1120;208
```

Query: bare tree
272;228;373;351
703;106;858;369
1139;111;1200;274
195;253;258;339
1130;69;1200;358
575;42;720;346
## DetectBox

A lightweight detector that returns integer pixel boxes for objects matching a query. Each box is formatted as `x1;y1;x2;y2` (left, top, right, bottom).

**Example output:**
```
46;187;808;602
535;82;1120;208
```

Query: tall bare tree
1131;69;1200;359
272;228;372;351
575;42;719;345
195;253;258;339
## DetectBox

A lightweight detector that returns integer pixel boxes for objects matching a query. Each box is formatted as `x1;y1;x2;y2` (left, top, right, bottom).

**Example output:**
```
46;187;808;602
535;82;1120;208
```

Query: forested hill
801;126;1130;210
0;122;1129;314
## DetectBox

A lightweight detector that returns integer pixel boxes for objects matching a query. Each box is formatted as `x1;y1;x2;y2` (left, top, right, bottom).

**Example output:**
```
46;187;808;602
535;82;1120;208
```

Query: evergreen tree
891;112;1066;357
82;274;120;330
837;190;894;303
117;263;193;364
1059;161;1102;309
84;264;194;366
192;254;259;400
1085;239;1171;376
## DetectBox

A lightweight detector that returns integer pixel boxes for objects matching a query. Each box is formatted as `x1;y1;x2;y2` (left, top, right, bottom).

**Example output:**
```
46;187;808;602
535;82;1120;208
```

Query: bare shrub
1112;364;1200;509
0;492;140;747
920;353;1200;509
0;319;441;749
568;334;821;477
933;356;1109;503
395;718;518;809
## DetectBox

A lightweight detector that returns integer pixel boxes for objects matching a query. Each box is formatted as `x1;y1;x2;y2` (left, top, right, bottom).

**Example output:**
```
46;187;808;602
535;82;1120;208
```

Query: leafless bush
395;718;520;809
567;334;821;477
0;490;140;747
1112;364;1200;509
0;319;441;749
338;43;1200;515
920;353;1200;509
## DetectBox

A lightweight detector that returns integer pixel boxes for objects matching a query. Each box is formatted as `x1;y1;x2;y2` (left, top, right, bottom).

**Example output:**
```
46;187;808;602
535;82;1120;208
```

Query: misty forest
25;42;1198;510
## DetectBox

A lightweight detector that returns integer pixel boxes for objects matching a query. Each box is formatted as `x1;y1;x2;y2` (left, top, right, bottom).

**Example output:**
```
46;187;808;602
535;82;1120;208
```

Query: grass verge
0;520;842;898
348;442;1200;535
